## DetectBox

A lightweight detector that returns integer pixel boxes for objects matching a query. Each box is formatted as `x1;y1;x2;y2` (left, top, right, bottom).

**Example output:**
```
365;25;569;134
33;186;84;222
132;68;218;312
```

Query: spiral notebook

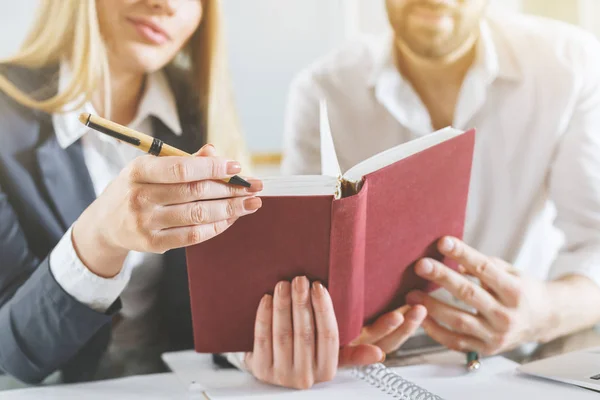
163;351;598;400
162;351;443;399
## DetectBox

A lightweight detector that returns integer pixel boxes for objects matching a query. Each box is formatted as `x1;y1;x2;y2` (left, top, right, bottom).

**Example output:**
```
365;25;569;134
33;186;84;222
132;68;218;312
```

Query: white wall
1;0;597;156
222;0;350;153
0;0;38;59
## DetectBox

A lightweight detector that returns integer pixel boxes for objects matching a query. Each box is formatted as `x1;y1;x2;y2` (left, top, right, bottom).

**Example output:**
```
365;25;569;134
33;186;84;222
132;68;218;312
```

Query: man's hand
406;236;554;356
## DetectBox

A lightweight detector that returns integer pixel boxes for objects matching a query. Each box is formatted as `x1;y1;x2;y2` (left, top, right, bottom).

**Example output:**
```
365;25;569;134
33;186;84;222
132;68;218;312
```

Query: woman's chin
110;44;177;74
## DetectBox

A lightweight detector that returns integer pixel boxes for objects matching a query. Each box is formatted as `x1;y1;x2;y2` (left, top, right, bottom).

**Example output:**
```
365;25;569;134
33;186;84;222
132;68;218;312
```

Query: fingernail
206;144;215;150
243;197;262;212
407;305;427;322
277;281;290;298
294;276;309;293
440;237;455;252
246;179;264;193
261;294;272;310
227;161;242;174
406;291;424;305
416;259;433;275
379;351;387;363
312;281;324;298
386;311;404;328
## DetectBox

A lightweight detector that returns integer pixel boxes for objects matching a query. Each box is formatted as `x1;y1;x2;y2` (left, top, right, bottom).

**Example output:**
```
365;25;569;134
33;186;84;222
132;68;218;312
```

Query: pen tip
228;175;252;188
79;113;91;126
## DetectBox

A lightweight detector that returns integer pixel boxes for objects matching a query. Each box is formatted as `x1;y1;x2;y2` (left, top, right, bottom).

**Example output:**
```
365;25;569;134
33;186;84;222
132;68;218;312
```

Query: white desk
0;373;190;400
2;351;598;400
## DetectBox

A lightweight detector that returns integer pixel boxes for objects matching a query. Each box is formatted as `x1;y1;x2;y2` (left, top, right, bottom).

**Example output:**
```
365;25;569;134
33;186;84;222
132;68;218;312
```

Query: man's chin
395;34;454;60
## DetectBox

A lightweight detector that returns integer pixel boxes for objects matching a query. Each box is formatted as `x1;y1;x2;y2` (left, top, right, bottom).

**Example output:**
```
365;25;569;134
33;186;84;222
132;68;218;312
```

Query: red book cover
185;129;475;353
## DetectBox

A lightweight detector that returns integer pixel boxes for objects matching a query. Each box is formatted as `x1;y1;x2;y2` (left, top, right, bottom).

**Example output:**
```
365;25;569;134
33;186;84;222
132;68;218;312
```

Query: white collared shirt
282;13;600;287
50;64;182;319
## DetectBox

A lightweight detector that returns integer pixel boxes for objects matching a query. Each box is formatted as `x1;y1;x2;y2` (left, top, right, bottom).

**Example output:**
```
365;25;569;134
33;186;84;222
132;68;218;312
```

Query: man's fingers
438;237;521;304
414;258;502;322
311;282;339;383
127;155;242;184
421;317;488;355
374;305;427;353
351;306;408;346
339;344;385;367
406;291;494;342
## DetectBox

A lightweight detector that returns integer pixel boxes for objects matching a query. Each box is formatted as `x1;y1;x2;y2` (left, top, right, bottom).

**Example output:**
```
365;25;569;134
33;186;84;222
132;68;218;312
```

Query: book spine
328;181;369;346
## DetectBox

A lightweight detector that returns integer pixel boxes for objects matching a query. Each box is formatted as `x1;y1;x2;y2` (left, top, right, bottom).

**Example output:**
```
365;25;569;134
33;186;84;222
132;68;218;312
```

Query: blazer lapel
159;66;205;153
36;132;96;231
33;65;203;232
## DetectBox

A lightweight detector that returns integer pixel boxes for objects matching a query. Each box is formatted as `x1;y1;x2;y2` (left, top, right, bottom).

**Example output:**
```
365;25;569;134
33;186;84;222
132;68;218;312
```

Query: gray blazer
0;64;205;384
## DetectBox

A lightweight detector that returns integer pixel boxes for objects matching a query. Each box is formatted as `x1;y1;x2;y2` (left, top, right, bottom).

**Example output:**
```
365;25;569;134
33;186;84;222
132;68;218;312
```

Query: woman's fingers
310;281;339;383
127;154;241;184
196;143;217;157
246;294;273;379
139;179;262;206
153;218;237;251
350;306;408;346
152;196;262;229
374;305;427;353
339;344;385;367
291;277;315;388
272;281;294;381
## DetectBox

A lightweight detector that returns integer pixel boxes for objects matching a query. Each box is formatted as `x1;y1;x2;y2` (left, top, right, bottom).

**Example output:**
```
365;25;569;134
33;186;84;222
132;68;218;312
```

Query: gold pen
79;113;250;188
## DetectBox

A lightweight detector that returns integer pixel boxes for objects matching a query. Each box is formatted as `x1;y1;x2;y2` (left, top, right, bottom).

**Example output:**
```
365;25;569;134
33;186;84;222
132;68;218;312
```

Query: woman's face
96;0;203;74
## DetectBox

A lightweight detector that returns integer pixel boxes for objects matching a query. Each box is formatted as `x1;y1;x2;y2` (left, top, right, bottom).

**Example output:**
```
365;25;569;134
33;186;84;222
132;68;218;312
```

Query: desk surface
2;327;600;398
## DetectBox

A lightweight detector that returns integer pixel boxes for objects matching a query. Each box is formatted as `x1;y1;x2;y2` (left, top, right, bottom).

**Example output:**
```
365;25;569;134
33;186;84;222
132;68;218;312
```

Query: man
282;0;600;357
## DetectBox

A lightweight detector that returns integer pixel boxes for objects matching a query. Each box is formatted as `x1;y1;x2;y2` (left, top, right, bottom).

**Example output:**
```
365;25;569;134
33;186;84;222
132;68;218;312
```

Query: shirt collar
368;18;522;89
53;62;182;150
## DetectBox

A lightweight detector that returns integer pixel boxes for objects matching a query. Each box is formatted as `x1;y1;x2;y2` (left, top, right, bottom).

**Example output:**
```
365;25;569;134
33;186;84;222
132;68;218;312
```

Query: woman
0;0;423;390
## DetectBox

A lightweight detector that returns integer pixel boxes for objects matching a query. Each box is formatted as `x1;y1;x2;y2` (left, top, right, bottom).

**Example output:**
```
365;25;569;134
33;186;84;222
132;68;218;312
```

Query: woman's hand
349;305;427;354
245;277;385;390
73;145;262;278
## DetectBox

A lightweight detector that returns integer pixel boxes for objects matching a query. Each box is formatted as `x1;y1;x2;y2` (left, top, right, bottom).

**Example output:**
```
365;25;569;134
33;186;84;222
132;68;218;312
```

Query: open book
260;101;466;198
185;101;476;353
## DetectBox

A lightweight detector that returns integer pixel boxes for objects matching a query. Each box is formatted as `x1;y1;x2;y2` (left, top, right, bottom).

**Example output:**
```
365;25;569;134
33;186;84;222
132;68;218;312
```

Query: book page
319;100;342;178
258;176;338;197
343;127;465;183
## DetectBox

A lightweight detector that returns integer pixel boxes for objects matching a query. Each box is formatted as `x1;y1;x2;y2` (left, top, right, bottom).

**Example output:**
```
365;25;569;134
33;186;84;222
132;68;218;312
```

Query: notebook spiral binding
353;363;444;400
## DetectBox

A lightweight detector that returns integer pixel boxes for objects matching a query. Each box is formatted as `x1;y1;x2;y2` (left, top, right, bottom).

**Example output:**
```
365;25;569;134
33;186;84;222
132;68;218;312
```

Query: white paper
319;99;342;178
396;356;599;400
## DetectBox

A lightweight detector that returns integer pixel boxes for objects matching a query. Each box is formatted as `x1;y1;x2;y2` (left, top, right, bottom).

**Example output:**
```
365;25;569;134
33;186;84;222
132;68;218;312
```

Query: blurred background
1;0;599;174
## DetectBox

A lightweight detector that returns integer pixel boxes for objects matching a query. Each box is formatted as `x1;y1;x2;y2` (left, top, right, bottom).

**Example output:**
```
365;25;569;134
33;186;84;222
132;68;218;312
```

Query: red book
186;104;475;353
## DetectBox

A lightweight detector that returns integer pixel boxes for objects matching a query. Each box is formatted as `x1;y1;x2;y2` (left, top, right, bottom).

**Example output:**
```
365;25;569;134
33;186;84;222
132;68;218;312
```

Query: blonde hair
0;0;250;168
